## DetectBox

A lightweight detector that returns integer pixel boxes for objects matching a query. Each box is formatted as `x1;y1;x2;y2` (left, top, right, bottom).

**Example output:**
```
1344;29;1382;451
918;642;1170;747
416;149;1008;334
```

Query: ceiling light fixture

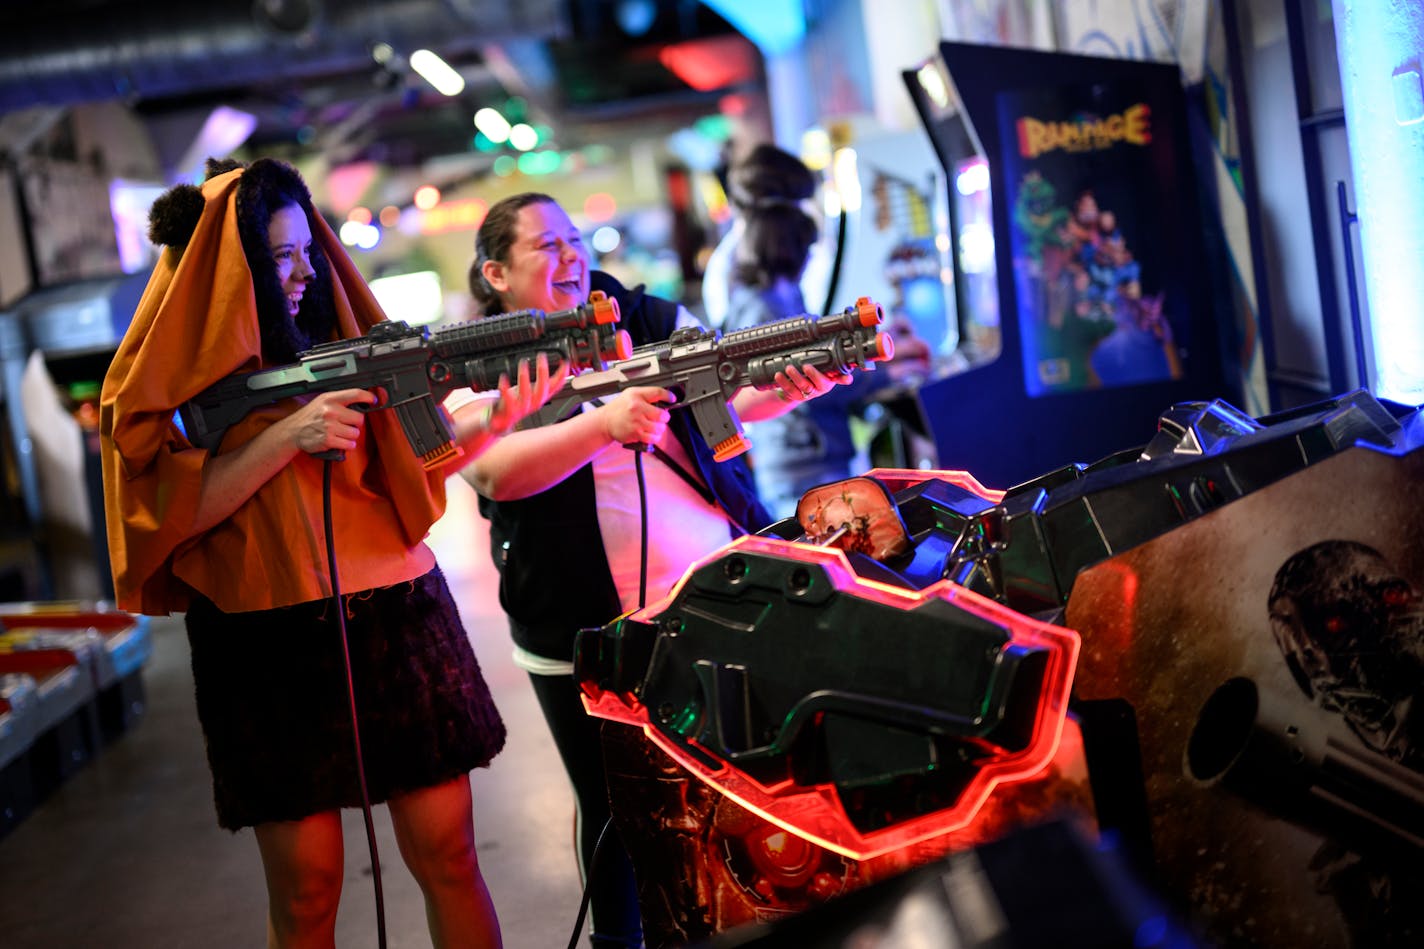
508;123;539;151
474;107;512;143
410;49;464;96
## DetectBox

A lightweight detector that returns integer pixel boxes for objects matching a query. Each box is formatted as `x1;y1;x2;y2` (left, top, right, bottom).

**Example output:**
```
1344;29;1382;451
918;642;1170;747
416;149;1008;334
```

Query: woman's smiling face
483;200;589;313
268;203;315;317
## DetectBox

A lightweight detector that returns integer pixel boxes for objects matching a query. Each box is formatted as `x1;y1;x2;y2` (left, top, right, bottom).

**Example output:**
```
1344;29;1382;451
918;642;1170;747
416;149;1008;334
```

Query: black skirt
185;566;506;830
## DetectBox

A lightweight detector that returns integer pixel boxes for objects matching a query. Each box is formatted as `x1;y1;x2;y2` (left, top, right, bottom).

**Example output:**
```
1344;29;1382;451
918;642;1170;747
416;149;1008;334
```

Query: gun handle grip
622;441;654;453
313;449;346;461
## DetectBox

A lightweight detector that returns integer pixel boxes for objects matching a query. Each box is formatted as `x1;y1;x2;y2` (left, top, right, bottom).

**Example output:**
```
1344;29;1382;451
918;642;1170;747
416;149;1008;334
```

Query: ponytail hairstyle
468;191;558;316
146;156;336;364
727;144;819;290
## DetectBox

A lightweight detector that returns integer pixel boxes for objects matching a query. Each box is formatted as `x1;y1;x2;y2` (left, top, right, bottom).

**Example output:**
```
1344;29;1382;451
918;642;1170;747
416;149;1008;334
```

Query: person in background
701;152;836;332
452;192;850;948
719;144;929;518
100;157;562;949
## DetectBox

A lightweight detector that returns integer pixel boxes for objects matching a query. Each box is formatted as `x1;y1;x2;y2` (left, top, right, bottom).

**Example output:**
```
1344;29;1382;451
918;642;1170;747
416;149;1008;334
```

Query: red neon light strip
583;530;1079;860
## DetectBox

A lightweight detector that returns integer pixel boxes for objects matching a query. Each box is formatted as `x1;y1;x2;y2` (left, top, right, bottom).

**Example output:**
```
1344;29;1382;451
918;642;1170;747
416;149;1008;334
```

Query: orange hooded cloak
100;168;446;615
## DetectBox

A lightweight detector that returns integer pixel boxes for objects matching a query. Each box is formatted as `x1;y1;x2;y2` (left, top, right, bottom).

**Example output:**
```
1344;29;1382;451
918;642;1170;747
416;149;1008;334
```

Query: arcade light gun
179;292;630;469
519;296;894;461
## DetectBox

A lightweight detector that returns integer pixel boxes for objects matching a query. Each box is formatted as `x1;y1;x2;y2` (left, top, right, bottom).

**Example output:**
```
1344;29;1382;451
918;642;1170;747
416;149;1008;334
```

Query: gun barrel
718;297;883;360
430;292;625;374
517;295;888;454
541;290;620;330
744;332;894;390
1187;676;1424;859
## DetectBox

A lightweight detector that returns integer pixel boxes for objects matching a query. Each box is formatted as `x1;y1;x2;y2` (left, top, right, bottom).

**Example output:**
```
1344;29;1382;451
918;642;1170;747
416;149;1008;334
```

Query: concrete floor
0;476;588;948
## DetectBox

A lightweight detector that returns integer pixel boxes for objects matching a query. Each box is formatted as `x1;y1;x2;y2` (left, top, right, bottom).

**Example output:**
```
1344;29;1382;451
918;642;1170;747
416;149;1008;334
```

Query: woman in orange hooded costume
100;157;558;948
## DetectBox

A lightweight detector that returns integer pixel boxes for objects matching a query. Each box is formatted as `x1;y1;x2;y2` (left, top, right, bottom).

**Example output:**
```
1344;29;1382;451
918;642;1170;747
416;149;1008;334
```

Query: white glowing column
1332;0;1424;403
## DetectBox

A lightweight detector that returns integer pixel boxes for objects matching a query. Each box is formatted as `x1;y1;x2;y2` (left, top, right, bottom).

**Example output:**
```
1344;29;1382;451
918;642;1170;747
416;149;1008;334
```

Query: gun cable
819;202;849;316
636;446;650;611
322;456;388;949
565;817;616;949
563;442;651;949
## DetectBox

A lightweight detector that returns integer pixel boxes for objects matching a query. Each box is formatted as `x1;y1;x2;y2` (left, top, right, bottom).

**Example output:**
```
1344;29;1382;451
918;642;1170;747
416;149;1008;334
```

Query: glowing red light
583;527;1080;860
584;192;617;223
719;93;750;117
657;35;757;92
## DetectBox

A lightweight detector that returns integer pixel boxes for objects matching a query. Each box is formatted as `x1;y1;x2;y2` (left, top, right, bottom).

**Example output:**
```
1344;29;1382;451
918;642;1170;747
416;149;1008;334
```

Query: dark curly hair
146;156;336;364
230;158;337;363
728;144;818;289
468;192;557;316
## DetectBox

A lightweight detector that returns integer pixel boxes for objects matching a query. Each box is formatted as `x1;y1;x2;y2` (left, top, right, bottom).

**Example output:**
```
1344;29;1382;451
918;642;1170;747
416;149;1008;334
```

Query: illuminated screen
109;179;167;275
368;270;444;327
22;157;123;286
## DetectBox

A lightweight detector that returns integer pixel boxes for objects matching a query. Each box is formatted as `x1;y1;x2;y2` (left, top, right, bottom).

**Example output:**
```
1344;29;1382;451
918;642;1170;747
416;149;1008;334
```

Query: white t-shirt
591;305;737;613
444;307;739;619
590;414;736;615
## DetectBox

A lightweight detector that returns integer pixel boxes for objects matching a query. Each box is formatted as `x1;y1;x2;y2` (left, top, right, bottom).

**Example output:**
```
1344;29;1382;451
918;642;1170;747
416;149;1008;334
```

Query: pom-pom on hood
145;184;205;249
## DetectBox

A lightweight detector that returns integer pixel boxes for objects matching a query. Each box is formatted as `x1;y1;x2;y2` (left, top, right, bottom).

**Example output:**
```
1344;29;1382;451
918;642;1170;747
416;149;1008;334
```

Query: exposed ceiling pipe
0;0;568;112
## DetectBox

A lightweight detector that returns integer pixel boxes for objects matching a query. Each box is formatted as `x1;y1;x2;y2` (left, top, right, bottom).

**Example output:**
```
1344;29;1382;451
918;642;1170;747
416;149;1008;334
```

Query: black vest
478;271;771;660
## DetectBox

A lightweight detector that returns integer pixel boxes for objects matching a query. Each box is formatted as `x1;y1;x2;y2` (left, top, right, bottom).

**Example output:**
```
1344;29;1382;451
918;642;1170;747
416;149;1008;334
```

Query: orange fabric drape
100;169;446;615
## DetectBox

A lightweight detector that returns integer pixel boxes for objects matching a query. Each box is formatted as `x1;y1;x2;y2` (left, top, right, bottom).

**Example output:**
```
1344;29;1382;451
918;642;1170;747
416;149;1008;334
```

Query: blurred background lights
956;160;990;196
959;223;995;274
409;49;464;96
592;225;622;255
474;107;511;144
800;127;832;172
492;155;516;177
516;150;561;175
413;185;441;210
615;0;658;36
916;61;950;109
583;192;618;222
339;220;381;250
378;205;401;228
831;147;861;214
418;198;489;235
667;127;721;170
508;123;539;151
346;206;372;225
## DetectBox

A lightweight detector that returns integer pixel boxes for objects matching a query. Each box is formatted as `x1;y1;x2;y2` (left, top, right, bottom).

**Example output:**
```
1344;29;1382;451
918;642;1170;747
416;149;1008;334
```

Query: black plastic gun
180;292;629;469
520;296;893;461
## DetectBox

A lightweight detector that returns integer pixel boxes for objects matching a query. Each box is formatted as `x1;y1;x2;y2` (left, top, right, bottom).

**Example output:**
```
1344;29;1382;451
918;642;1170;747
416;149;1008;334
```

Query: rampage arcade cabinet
576;390;1424;947
901;42;1240;489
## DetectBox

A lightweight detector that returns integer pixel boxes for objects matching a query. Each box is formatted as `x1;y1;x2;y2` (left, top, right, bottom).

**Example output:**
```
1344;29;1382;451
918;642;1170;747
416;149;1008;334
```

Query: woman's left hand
774;363;851;403
485;352;569;434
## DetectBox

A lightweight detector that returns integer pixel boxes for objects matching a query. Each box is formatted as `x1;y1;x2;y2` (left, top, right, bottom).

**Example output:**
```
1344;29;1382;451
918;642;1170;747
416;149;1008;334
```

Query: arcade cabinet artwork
867;165;952;358
1002;86;1182;395
576;389;1424;947
909;42;1233;490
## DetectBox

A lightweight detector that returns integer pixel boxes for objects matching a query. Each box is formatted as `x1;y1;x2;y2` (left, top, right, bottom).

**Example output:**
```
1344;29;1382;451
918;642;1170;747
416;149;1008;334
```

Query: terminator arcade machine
579;389;1424;947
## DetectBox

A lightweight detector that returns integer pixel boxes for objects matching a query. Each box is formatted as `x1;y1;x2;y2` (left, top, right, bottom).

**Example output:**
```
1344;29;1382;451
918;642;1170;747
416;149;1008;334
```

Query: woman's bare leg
388;775;502;948
253;811;345;949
